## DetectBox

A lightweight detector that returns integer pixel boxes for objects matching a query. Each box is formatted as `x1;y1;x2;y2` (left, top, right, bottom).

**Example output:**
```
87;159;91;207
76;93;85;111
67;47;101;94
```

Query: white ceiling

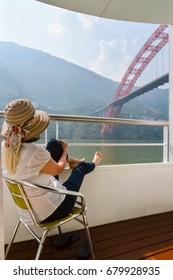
36;0;173;24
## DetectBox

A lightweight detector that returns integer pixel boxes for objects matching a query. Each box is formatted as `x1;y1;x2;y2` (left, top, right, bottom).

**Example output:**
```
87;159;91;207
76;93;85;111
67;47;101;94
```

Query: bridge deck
5;210;173;260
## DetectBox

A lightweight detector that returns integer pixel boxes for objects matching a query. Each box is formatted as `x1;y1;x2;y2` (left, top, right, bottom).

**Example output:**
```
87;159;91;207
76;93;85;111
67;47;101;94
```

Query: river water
67;140;163;165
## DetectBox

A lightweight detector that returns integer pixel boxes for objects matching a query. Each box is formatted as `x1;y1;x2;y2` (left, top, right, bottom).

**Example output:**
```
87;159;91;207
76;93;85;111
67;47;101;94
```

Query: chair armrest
15;179;87;210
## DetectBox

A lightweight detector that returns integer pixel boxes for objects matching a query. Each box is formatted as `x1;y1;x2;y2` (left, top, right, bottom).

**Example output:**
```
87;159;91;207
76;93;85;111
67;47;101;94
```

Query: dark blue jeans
43;138;95;220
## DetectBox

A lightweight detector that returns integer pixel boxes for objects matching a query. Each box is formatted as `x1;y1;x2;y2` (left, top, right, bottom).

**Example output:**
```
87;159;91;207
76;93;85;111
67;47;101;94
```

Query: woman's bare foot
67;156;85;169
92;151;102;166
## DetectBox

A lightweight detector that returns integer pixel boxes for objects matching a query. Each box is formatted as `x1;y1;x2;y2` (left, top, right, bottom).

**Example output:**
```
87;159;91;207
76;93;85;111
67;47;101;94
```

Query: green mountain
0;41;118;115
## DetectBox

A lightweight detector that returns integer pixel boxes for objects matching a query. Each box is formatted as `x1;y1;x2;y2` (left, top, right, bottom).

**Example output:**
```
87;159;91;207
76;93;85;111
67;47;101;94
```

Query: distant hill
0;41;118;115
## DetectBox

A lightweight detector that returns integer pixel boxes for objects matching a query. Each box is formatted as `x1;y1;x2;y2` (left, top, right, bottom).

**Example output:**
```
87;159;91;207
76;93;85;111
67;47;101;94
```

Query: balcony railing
0;111;169;163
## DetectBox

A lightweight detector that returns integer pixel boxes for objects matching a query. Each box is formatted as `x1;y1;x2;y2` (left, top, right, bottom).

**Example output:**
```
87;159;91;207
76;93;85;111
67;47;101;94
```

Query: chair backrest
5;179;28;210
4;177;39;226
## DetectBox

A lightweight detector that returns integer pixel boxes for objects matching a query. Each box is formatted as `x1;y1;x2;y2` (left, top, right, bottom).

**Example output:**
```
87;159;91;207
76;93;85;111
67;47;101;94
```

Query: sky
0;0;168;83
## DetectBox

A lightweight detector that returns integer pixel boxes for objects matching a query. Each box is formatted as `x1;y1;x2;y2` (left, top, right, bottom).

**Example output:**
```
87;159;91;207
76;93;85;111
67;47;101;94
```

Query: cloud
47;22;68;38
119;34;128;53
89;37;131;82
132;36;139;45
77;14;98;30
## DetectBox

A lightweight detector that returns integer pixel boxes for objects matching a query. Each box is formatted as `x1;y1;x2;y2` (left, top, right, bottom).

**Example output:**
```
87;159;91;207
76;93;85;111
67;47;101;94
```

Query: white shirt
1;141;66;223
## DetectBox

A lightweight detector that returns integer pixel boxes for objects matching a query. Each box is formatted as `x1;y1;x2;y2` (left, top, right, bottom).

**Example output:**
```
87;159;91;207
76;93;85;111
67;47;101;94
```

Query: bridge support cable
102;24;168;134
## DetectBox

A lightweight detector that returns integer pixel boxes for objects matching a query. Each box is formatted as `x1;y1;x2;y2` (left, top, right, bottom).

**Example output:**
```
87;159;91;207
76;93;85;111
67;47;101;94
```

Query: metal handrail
0;111;168;126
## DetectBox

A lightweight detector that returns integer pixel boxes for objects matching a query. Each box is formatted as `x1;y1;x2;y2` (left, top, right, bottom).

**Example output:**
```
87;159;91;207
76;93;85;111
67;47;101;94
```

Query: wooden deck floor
5;211;173;260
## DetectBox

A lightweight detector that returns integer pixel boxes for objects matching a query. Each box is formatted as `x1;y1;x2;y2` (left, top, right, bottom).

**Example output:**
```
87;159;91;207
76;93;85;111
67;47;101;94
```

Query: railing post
56;121;59;139
163;126;168;162
169;24;173;162
44;129;48;146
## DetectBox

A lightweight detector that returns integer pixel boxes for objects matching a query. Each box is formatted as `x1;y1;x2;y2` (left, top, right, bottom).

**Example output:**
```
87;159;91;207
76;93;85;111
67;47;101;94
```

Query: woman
1;98;102;223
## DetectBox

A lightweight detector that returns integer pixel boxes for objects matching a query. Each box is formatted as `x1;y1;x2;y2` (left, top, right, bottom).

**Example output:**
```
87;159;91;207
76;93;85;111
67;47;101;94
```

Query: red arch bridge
94;24;169;134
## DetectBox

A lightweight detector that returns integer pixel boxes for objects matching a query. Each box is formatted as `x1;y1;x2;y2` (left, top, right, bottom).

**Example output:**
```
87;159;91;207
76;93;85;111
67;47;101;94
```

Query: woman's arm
40;141;68;176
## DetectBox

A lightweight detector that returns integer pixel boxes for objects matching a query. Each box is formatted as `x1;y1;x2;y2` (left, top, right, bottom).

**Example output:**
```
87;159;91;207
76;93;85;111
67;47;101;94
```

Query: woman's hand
60;140;68;153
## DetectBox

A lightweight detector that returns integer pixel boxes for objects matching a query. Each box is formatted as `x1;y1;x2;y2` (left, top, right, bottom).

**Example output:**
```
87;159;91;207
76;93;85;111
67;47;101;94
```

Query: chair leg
35;229;49;260
82;213;95;260
5;219;20;259
58;225;63;235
